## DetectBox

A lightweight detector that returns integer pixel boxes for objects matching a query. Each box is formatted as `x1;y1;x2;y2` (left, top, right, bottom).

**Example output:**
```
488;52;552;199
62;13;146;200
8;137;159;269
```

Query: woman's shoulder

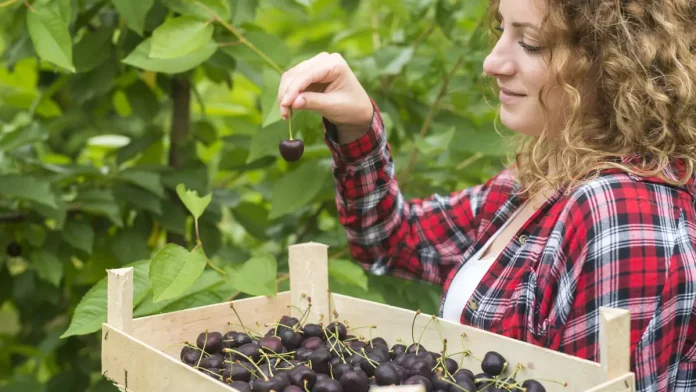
558;163;696;233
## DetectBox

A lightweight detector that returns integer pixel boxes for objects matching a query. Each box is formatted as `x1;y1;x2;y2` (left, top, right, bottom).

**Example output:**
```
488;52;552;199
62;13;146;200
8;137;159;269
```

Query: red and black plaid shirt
322;99;696;391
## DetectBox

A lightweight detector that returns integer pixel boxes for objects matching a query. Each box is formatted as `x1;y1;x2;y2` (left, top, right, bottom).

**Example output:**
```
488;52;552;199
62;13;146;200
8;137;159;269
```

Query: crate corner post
288;241;330;324
596;306;635;391
101;266;134;390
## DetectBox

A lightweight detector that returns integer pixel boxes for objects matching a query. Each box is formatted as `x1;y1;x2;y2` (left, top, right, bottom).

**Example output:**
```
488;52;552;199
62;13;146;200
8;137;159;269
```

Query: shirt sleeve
321;97;496;285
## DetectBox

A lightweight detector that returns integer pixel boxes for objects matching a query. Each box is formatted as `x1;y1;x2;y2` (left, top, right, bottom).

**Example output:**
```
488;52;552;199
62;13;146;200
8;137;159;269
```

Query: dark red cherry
521;380;547;392
279;139;304;162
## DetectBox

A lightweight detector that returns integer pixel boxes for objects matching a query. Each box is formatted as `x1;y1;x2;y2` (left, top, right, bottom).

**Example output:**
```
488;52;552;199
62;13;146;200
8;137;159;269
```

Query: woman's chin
500;107;542;137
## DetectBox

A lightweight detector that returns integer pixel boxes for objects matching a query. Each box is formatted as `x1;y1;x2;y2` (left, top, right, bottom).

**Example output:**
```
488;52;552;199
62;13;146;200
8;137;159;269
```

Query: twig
226;273;290;301
195;1;284;74
399;53;464;186
456;152;484;171
207;260;227;275
0;0;19;7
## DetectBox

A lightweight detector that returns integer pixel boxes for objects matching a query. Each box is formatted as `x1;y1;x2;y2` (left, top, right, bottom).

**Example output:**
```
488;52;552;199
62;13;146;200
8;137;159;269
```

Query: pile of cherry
178;314;558;392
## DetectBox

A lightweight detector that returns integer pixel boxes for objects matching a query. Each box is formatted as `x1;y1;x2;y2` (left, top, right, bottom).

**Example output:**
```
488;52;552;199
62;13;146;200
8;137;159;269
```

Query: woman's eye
519;41;542;54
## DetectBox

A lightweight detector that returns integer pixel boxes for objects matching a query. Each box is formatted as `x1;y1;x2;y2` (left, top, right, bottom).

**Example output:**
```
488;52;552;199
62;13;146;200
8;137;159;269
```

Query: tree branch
167;75;191;246
398;53;464;187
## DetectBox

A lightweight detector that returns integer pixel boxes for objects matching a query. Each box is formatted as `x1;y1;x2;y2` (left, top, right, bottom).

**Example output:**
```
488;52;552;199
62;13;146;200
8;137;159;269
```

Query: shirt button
469;299;478;310
518;234;528;244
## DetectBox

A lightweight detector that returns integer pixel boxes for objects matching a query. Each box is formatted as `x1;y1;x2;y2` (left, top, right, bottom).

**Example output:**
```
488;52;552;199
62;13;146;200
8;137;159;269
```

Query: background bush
0;0;509;390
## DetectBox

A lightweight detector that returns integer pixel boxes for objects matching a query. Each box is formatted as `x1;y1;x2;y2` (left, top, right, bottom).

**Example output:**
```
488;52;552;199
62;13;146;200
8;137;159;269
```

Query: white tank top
441;205;525;322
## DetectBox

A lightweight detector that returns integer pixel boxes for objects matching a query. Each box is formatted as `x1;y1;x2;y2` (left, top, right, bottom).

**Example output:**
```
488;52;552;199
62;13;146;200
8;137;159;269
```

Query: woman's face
483;0;567;137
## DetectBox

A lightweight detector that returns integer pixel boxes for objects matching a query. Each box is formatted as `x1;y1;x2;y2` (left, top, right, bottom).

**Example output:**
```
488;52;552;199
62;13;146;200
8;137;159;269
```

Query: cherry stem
304;379;310;392
520;377;569;387
432;316;447;355
463;350;482;362
225;360;259;378
499;364;523;388
411;309;421;346
226;321;262;339
223;349;268;381
260;351;275;377
439;377;474;392
195;365;222;381
229;304;255;337
288;109;294;140
196;330;209;368
298;302;313;327
416;315;436;354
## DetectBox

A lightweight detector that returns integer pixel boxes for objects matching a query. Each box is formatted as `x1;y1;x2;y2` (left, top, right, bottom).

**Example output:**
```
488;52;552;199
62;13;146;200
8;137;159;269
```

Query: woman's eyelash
494;26;542;54
519;41;542;54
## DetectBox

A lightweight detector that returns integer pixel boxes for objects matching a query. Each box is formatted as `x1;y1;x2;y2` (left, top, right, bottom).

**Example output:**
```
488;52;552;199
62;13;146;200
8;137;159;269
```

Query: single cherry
279;109;304;162
481;351;507;376
339;369;369;392
303;323;324;340
374;362;403;386
521;380;547;392
230;381;252;392
197;331;223;353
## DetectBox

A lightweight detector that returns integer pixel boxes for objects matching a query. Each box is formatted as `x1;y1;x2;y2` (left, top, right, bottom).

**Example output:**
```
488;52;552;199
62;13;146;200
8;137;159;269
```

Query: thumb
290;91;337;114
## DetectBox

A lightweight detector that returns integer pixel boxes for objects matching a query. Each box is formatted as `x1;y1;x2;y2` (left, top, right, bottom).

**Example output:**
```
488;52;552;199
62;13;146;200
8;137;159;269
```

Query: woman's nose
483;39;516;77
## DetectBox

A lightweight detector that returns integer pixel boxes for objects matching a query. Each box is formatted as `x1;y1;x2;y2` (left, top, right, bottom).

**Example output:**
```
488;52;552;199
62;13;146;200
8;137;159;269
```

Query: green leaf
73;27;114;72
116;170;165;198
122;38;217;74
117;132;161;164
193;120;217;145
26;5;75;72
221;30;292;70
159;0;230;20
61;219;94;254
175;183;211;219
113;0;155;36
414;126;455;154
0;175;57;208
150;16;214;59
230;253;277;296
262;68;283;127
0;301;21;337
20;224;47;247
0;122;47;152
374;46;414;75
231;0;258;24
268;161;331;219
60;260;151;338
113;183;163;215
31;250;63;287
73;189;124;227
134;269;223;317
329;259;368;291
149;243;208;302
247;120;285;163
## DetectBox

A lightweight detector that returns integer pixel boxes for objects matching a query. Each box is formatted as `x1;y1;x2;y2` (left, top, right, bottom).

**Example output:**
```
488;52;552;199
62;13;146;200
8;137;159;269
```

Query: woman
276;0;696;390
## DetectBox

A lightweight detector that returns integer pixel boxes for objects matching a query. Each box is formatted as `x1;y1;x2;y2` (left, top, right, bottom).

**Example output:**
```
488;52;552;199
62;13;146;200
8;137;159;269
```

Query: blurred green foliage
0;0;509;390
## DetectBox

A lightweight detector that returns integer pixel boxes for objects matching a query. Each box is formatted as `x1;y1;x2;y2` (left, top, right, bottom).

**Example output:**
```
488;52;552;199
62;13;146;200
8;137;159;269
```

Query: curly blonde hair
485;0;696;199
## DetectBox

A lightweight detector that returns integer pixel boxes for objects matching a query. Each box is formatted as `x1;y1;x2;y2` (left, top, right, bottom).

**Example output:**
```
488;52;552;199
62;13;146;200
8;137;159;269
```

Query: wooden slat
288;242;330;324
585;373;635;392
330;293;604;392
131;292;291;359
101;324;235;392
107;267;134;334
599;307;631;382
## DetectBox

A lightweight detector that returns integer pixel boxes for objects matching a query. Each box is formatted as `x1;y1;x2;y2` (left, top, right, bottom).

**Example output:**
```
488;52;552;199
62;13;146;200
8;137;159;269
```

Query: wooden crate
101;242;636;392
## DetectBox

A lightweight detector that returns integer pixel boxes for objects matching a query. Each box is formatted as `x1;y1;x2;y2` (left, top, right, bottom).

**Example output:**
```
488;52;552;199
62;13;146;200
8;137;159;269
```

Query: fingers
277;52;346;118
